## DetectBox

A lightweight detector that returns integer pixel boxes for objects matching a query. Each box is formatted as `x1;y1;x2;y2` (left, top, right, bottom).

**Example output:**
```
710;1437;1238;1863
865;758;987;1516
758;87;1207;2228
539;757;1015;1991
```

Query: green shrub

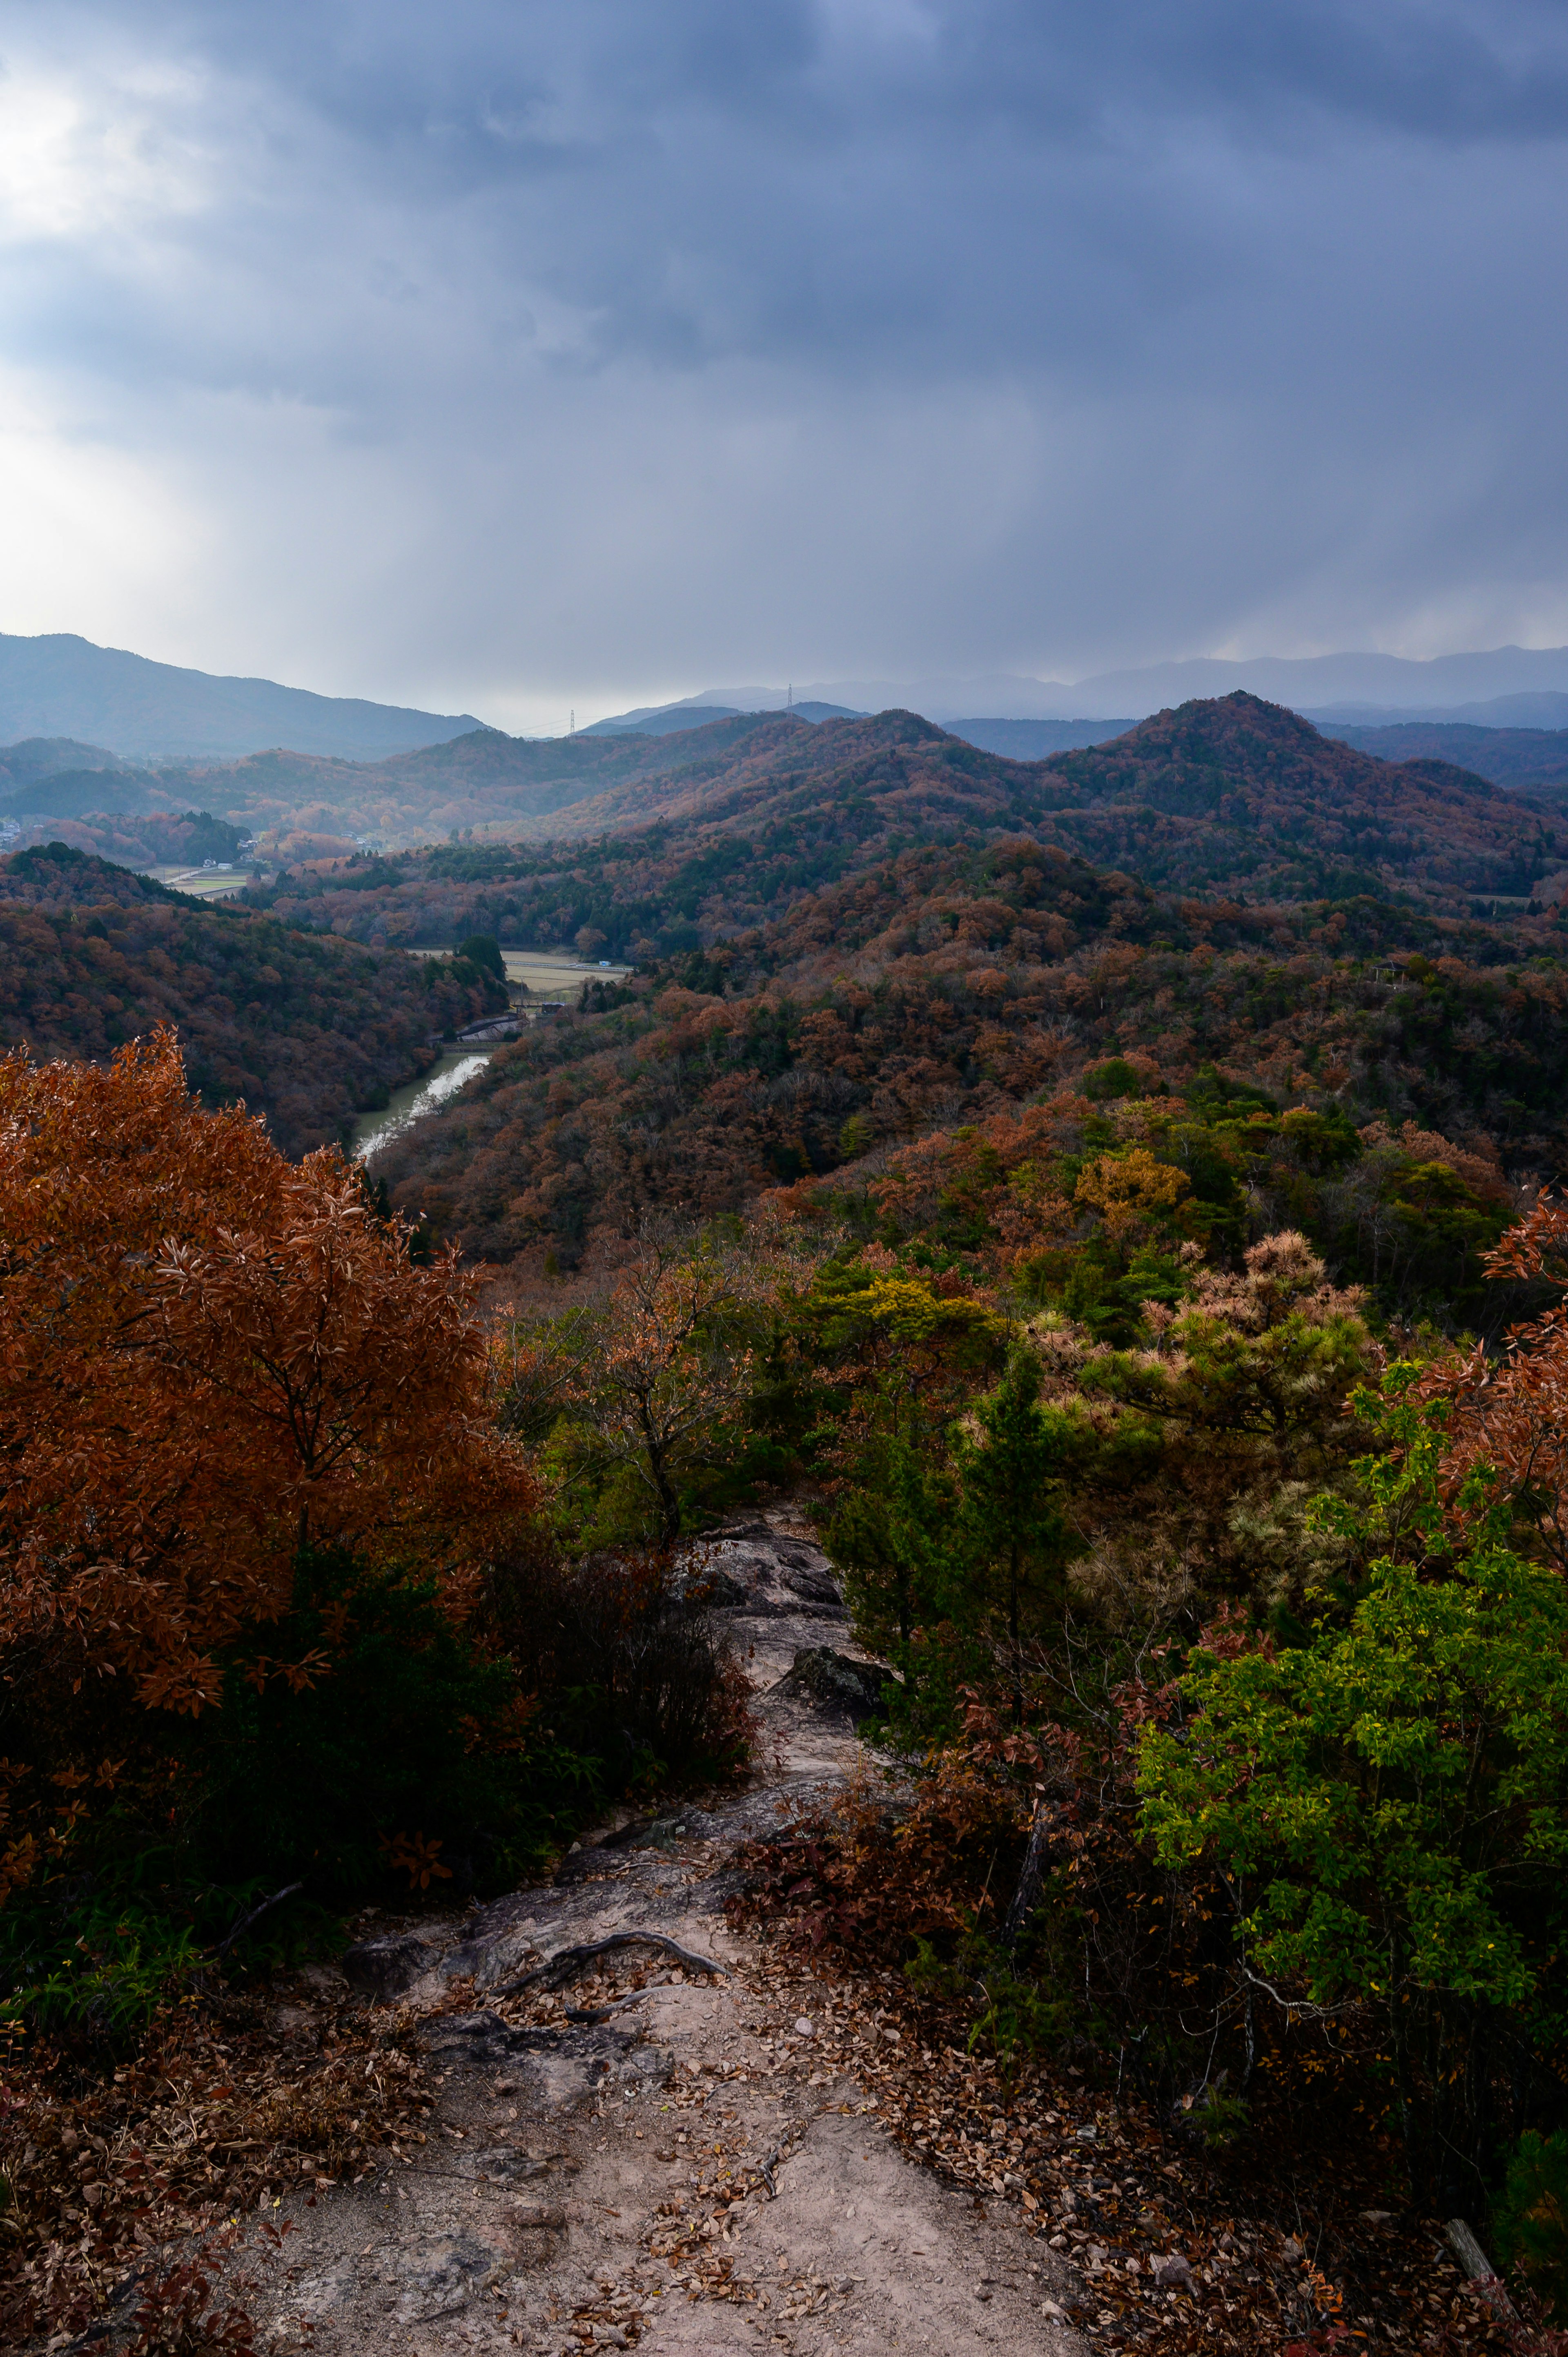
1137;1389;1568;2195
1180;2077;1250;2151
906;1930;1075;2078
1492;2129;1568;2319
1080;1057;1145;1102
196;1547;591;1900
0;1547;604;2039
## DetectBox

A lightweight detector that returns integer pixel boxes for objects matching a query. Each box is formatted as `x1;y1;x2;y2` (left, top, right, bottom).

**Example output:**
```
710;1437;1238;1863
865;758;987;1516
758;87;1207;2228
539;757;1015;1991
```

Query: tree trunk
654;1476;681;1543
637;1395;682;1541
1001;1797;1058;1950
648;1439;682;1542
1008;1542;1022;1726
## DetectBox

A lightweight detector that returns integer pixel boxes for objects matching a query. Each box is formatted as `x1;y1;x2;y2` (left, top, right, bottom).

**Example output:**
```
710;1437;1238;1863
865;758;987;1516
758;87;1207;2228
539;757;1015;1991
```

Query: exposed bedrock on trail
239;1517;1085;2356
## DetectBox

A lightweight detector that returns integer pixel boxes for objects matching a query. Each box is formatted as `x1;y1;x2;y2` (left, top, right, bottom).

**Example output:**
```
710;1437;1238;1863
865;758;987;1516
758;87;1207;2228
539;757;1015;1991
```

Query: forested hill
132;711;793;849
63;690;1557;895
370;822;1568;1279
577;690;1568;904
241;693;1568;967
0;845;505;1156
1031;692;1564;901
1325;715;1568;794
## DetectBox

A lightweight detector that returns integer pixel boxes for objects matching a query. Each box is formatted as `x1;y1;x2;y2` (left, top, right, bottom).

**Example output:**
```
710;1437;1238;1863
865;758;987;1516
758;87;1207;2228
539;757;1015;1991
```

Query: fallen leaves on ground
724;1823;1562;2357
0;1985;429;2349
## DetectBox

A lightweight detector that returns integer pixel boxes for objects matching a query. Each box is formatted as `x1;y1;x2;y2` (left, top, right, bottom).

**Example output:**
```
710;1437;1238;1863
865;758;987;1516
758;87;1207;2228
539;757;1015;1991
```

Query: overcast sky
2;1;1567;732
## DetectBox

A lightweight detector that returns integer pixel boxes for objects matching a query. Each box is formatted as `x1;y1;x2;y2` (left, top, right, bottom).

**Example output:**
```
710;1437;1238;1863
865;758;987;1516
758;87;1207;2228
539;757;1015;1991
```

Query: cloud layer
2;2;1566;729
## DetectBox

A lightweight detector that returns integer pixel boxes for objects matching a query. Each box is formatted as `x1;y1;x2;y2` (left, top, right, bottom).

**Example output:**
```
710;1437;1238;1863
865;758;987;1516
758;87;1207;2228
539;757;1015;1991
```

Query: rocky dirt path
239;1521;1084;2357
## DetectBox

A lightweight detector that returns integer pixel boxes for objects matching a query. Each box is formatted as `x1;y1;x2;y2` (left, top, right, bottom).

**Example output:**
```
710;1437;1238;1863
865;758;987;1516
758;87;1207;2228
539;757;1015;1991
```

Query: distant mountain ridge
1324;720;1568;795
0;735;128;792
582;702;1133;756
241;697;1568;982
1308;691;1568;730
0;634;483;761
659;648;1568;723
942;718;1138;759
583;697;864;734
0;771;170;824
343;709;1568;1267
32;692;1564;912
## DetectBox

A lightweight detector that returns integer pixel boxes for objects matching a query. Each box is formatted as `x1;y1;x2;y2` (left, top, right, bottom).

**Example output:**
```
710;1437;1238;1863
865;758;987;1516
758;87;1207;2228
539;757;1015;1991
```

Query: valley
0;845;510;1156
4;686;1568;2355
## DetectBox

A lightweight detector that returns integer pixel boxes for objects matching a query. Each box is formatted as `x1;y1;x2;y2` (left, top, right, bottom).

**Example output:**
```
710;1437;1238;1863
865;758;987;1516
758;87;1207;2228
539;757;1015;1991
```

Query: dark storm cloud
110;0;1568;372
2;1;1568;722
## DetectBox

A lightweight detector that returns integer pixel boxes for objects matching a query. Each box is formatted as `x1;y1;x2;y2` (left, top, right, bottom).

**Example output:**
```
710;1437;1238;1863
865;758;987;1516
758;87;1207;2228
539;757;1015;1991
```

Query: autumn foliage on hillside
0;845;505;1154
371;834;1561;1285
1035;692;1565;902
243;699;1568;961
1423;1193;1568;1565
9;807;251;870
111;711;781;849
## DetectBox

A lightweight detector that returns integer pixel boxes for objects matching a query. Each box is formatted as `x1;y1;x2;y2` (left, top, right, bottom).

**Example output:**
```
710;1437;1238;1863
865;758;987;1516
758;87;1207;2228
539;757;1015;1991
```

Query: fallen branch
1445;2219;1517;2321
491;1930;726;1996
210;1880;304;1960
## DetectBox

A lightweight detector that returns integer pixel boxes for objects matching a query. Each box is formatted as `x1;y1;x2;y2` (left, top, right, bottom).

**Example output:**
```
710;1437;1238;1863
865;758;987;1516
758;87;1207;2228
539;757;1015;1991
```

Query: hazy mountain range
0;633;480;761
243;691;1568;1267
239;696;1568;953
16;632;1568;773
12;693;1568;871
10;690;1568;1260
589;652;1568;731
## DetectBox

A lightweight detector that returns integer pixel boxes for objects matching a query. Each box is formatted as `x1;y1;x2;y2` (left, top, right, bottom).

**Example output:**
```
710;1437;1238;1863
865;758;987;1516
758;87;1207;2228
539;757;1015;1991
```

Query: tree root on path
491;1929;727;1996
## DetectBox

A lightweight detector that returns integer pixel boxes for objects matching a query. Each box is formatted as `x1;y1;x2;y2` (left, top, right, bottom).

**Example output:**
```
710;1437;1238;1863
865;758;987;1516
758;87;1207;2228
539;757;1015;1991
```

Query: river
350;952;631;1162
350;1048;494;1163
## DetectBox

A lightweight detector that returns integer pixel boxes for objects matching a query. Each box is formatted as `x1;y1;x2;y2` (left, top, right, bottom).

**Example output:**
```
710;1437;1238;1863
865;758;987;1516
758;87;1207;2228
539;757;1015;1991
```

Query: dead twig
210;1880;304;1960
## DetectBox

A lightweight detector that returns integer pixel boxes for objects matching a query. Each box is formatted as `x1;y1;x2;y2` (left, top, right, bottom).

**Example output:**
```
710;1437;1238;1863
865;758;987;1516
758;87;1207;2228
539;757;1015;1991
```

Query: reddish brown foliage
1426;1191;1568;1564
0;1029;539;1897
0;847;501;1155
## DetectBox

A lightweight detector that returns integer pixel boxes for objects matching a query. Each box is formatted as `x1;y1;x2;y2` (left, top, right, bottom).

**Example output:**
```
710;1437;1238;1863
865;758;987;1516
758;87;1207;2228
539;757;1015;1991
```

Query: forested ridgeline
372;829;1568;1291
4;801;253;869
0;734;128;793
0;844;507;1155
237;695;1568;953
12;693;1561;905
1328;716;1568;795
81;708;789;849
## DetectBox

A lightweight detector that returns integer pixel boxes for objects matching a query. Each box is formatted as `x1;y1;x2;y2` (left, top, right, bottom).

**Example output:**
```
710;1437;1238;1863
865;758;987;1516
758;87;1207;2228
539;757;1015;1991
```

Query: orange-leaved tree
558;1222;781;1541
1423;1191;1568;1567
0;1030;539;1896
